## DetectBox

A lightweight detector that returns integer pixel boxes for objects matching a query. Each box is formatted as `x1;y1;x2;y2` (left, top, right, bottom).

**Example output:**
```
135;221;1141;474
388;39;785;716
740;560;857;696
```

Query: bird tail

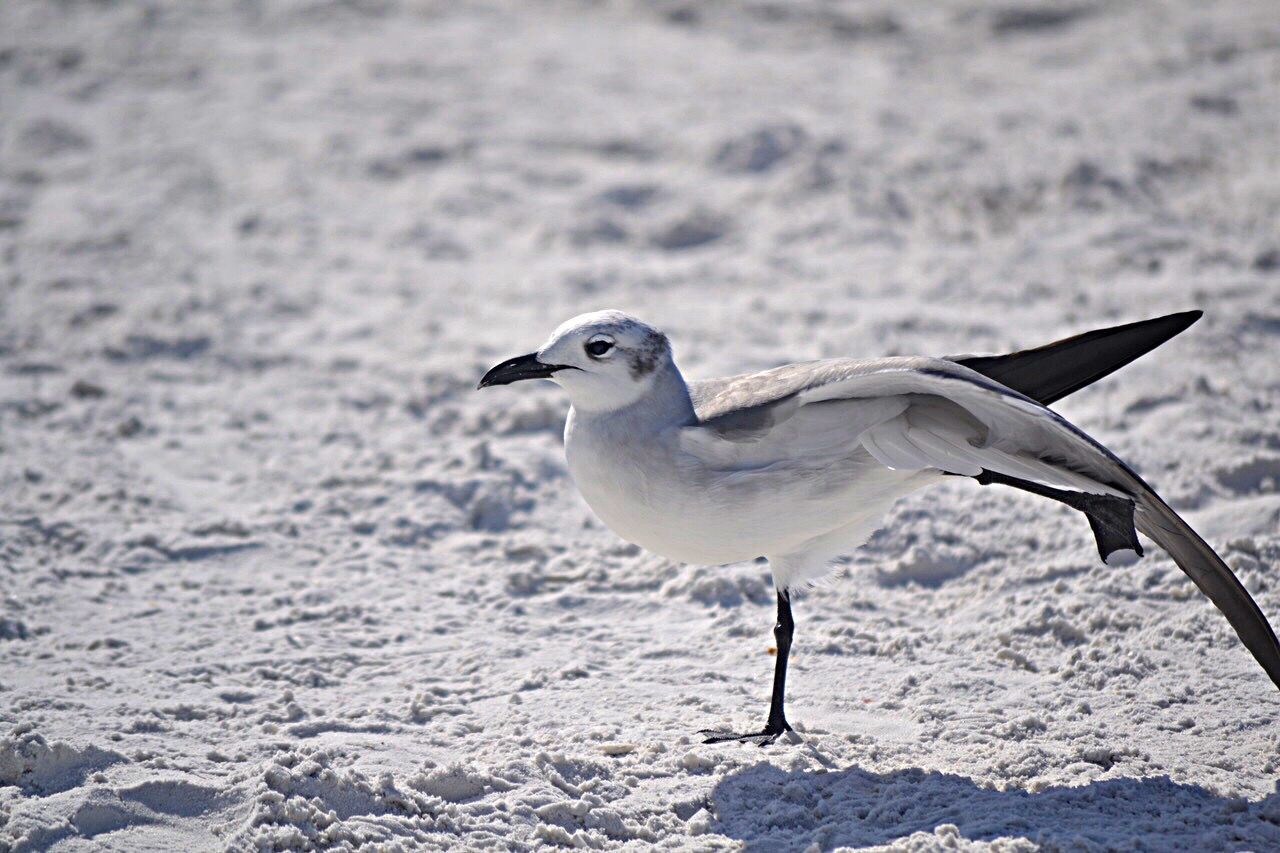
1133;489;1280;691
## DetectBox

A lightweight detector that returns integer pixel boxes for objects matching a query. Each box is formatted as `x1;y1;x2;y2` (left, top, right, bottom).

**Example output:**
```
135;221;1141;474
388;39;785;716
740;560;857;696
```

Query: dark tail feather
952;310;1202;406
1135;492;1280;691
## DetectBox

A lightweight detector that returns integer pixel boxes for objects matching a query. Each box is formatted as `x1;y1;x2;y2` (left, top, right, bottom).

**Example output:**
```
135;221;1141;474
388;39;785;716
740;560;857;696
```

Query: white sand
2;1;1280;850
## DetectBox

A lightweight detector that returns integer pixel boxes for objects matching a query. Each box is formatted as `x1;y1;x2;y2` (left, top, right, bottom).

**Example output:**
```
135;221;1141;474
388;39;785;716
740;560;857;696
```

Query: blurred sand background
2;0;1280;849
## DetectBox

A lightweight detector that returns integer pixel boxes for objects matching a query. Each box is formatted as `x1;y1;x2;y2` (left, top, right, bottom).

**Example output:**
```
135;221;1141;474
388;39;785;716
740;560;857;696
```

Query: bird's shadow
708;760;1280;850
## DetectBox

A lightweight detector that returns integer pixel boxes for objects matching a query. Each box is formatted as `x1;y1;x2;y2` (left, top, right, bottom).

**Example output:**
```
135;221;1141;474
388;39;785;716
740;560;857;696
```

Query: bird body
565;385;937;576
564;351;1130;588
479;309;1280;743
564;358;942;580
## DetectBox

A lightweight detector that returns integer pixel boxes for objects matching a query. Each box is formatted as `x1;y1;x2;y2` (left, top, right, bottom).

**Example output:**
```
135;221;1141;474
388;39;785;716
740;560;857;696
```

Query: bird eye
585;339;614;358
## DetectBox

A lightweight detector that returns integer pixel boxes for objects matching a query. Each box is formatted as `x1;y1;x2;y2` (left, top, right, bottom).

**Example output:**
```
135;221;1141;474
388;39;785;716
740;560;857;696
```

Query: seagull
478;309;1280;745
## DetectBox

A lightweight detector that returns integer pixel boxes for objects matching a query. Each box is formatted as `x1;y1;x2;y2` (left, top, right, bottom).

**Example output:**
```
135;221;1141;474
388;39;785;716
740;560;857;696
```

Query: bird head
477;310;674;412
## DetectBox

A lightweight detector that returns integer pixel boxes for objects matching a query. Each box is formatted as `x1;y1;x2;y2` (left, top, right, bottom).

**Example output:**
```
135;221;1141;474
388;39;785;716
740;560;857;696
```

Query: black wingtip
954;311;1206;406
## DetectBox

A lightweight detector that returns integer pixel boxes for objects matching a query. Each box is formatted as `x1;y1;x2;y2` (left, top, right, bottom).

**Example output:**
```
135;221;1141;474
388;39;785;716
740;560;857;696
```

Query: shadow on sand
709;761;1280;851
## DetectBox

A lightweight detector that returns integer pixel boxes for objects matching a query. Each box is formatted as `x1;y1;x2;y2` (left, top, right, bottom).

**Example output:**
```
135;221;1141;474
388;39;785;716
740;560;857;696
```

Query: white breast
563;407;931;567
564;408;724;564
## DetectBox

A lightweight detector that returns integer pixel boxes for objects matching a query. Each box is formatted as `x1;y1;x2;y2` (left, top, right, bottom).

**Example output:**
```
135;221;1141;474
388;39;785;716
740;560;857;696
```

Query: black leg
973;469;1142;562
701;590;796;746
766;589;794;733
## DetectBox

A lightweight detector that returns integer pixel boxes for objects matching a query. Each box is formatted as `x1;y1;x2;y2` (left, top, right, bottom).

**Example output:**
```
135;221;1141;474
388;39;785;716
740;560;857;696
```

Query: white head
478;310;679;413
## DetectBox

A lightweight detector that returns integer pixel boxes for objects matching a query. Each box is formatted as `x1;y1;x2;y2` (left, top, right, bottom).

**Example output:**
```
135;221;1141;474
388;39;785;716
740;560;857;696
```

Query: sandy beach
2;1;1280;849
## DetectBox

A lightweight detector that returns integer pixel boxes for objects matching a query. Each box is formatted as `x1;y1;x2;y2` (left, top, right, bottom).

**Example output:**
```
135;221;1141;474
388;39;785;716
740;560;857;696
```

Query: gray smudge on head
627;329;669;379
571;311;670;379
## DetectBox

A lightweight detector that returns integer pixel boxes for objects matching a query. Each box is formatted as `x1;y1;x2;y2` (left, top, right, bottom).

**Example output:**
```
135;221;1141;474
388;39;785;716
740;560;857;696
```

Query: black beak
477;353;568;389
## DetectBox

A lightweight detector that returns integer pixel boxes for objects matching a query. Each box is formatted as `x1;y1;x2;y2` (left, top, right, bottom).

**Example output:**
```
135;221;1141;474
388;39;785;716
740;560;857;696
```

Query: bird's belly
571;470;748;565
565;441;752;564
566;438;928;565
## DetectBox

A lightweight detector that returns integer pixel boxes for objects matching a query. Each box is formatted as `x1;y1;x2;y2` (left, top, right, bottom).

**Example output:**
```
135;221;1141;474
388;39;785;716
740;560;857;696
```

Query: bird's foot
699;721;793;746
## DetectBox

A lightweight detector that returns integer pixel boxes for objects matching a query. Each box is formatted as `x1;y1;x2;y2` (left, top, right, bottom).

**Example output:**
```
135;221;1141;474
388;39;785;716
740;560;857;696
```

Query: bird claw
698;725;791;747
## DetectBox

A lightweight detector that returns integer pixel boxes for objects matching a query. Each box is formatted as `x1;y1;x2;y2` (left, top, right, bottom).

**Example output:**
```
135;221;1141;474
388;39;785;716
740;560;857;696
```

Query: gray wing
690;360;839;422
690;310;1202;419
680;357;1280;691
684;357;1120;492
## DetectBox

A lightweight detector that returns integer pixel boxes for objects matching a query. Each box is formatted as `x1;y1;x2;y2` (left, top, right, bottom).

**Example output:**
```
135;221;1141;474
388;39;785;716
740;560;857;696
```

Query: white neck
573;360;695;429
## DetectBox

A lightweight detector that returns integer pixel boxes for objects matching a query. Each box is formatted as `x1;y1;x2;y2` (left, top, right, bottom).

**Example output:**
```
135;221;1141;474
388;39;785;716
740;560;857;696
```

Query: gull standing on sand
479;310;1280;744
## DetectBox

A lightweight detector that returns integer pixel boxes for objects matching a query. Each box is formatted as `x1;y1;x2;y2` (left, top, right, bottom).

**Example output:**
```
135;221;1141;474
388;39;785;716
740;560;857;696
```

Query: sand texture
2;1;1280;850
